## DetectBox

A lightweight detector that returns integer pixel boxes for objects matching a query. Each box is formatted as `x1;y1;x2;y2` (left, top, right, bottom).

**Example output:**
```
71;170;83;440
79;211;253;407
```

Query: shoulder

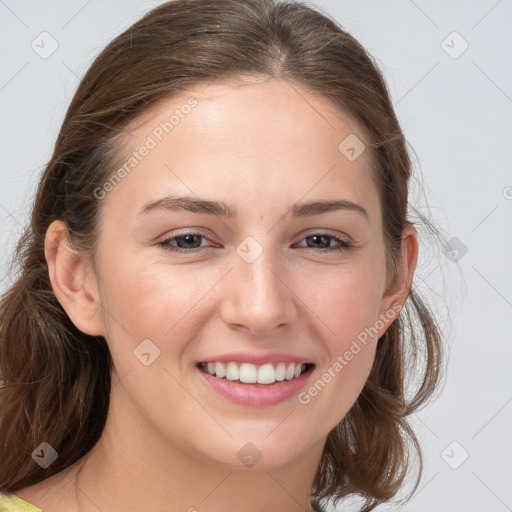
0;492;43;512
0;461;82;512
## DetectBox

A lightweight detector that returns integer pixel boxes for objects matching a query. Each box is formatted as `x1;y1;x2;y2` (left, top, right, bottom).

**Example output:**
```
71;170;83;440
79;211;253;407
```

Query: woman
0;0;444;511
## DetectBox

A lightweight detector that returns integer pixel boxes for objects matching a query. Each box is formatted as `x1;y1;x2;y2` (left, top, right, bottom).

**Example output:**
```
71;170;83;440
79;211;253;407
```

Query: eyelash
156;231;354;254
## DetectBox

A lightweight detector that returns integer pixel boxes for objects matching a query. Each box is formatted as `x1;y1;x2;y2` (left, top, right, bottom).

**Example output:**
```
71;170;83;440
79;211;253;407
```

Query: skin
19;75;417;512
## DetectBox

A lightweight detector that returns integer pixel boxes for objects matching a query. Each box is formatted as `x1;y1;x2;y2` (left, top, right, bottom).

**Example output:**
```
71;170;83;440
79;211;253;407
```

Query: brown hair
0;0;444;510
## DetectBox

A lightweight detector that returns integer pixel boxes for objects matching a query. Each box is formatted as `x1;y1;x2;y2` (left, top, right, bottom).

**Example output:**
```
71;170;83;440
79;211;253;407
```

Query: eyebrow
139;195;369;221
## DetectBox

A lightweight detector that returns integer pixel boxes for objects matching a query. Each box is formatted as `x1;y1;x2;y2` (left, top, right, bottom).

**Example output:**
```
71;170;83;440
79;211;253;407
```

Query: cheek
290;258;384;427
295;287;380;438
95;253;227;371
297;343;377;440
295;255;386;342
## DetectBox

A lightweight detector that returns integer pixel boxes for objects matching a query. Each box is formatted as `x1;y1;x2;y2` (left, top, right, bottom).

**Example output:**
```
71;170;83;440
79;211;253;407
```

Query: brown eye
295;233;353;253
157;231;214;253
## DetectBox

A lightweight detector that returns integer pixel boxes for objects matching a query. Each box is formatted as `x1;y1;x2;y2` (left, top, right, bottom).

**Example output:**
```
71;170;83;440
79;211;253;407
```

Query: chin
189;428;319;471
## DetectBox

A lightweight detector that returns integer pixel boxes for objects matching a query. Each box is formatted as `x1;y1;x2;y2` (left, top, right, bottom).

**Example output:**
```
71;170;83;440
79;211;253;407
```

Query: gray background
1;0;511;510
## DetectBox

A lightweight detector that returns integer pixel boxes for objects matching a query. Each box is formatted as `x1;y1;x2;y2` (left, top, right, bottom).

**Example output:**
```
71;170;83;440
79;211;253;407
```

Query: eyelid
158;228;353;243
298;229;352;243
157;228;216;248
159;228;214;241
157;228;355;254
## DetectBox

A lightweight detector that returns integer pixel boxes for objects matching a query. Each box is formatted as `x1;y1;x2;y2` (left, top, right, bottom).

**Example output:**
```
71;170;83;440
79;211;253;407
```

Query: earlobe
377;223;419;336
44;220;104;336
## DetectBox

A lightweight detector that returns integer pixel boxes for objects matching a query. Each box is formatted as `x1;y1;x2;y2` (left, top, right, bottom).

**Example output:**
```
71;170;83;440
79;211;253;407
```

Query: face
85;76;402;469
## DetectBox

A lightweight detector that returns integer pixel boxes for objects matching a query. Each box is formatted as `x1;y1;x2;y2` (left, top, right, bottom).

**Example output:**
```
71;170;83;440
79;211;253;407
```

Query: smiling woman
0;1;444;512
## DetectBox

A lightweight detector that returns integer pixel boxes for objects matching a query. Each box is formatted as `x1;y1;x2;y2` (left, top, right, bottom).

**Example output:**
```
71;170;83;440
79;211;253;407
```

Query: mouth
197;361;315;385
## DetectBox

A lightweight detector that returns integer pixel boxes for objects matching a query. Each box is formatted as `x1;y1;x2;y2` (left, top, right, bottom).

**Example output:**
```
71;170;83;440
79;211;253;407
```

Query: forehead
129;75;373;152
104;76;379;221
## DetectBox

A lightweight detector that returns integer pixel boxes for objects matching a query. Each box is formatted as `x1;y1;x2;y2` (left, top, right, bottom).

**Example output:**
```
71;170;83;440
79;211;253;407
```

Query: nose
219;247;298;336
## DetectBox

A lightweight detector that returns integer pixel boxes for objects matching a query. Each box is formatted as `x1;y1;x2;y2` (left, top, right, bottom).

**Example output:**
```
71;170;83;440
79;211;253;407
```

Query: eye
157;231;215;253
293;233;353;253
157;230;353;254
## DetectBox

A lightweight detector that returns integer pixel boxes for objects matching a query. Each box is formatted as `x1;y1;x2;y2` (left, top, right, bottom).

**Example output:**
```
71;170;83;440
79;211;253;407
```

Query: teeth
201;361;310;385
257;363;275;384
240;363;257;384
225;362;239;381
275;362;286;381
285;363;295;380
215;362;226;378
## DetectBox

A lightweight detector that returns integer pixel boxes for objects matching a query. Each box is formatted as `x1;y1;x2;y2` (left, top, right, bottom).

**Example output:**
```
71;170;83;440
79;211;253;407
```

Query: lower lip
196;365;314;407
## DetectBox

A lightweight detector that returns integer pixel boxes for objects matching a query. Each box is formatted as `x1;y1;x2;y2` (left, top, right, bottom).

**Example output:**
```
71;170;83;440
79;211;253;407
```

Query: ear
376;223;418;337
44;220;105;336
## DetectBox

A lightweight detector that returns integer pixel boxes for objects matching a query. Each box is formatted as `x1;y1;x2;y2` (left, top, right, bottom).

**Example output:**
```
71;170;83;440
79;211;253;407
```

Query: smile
198;361;314;385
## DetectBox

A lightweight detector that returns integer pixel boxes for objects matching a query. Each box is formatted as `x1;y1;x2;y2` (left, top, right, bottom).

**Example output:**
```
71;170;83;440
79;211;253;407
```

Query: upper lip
198;351;313;366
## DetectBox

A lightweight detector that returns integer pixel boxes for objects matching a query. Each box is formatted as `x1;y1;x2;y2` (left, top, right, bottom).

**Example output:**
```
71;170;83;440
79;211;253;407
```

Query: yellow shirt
0;494;43;512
